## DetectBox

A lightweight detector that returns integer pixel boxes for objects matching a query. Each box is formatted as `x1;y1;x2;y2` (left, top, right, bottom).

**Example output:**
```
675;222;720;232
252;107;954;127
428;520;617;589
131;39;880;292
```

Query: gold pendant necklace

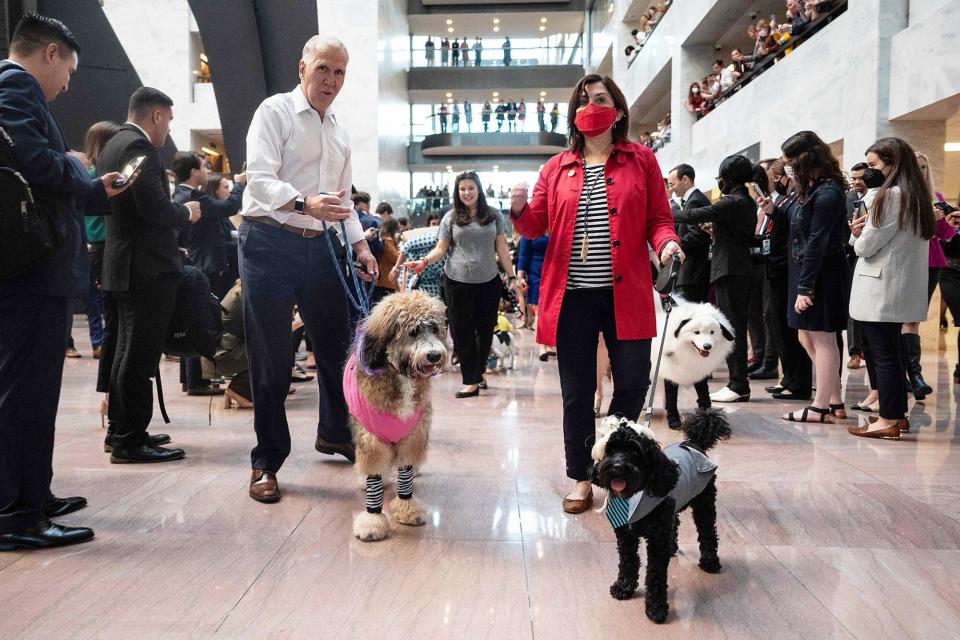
580;234;589;262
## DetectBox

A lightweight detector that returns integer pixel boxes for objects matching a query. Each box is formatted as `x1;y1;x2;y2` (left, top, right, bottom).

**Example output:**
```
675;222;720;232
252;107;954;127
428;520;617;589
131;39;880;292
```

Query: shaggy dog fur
653;297;735;428
348;291;448;542
590;409;731;623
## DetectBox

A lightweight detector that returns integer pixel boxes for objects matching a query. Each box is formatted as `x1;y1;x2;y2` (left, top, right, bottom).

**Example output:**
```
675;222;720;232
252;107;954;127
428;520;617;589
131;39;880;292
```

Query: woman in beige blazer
847;137;936;439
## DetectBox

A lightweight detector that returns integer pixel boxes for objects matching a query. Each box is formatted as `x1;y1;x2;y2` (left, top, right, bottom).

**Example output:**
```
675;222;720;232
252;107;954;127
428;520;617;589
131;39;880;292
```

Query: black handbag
165;266;223;359
0;124;64;279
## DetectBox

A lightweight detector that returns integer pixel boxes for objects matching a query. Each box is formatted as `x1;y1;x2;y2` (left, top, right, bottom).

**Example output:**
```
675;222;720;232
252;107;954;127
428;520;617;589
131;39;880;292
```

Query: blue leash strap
321;220;376;318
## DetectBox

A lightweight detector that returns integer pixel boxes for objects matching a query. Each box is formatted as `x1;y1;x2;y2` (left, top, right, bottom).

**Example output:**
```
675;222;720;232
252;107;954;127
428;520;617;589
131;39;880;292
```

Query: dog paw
390;496;427;526
698;556;722;574
609;581;636;600
645;602;669;624
353;511;390;542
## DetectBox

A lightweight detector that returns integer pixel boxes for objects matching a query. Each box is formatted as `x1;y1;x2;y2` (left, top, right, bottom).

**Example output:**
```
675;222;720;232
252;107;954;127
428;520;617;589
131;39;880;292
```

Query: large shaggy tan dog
343;291;448;541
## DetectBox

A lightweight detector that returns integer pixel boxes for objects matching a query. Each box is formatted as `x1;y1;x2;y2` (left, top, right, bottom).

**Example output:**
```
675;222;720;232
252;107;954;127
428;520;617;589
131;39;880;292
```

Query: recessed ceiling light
447;27;454;33
492;97;499;102
446;98;453;103
946;142;960;152
445;92;453;98
446;165;453;171
540;17;548;23
446;19;452;25
492;18;500;24
492;91;499;97
493;26;500;32
539;91;547;97
492;165;500;171
538;25;546;31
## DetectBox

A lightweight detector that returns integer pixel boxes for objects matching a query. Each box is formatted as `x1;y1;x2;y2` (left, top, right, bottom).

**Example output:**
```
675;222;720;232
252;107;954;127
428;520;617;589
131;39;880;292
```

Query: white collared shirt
240;85;363;244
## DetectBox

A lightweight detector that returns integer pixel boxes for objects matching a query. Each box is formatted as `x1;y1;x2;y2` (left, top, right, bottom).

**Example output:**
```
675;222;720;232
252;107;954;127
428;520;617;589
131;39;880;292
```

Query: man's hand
364;227;379;241
185;201;202;223
234;172;247;186
659;240;685;265
355;249;378;282
67;150;91;169
304;190;351;222
100;171;137;198
510;182;529;214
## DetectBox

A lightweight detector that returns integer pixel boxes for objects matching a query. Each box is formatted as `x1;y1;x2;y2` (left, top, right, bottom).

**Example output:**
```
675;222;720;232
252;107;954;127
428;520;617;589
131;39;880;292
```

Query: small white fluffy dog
652;296;735;427
343;291;448;542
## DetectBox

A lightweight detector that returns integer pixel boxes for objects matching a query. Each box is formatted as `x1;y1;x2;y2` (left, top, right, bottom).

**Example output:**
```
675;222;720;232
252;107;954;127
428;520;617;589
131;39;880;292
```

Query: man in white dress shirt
239;36;378;504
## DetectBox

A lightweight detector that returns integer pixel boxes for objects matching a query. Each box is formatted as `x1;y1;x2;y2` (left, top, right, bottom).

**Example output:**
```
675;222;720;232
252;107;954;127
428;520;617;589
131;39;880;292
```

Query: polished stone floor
1;313;959;639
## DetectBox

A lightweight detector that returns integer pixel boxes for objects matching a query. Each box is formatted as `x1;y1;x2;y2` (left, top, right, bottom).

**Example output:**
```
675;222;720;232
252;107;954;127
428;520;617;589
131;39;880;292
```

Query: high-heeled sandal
829;403;847;419
783;405;834;423
224;388;253;409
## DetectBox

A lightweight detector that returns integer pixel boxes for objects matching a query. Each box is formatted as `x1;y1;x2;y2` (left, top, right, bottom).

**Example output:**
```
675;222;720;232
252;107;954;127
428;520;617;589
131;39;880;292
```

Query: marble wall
101;0;221;151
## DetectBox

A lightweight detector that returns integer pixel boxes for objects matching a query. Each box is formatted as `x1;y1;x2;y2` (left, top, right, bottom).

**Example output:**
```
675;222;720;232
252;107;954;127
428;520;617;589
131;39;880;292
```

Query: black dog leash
642;256;681;429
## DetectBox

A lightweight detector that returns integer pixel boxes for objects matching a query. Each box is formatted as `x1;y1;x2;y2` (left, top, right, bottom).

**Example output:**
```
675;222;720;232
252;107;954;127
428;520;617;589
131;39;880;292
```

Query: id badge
762;237;772;256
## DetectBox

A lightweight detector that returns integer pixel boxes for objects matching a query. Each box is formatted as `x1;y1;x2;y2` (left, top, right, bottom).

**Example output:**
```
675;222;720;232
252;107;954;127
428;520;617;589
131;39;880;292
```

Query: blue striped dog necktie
606;496;631;529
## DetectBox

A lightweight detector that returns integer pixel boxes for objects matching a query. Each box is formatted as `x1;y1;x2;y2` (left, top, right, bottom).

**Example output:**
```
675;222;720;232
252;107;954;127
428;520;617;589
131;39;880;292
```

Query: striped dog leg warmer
396;465;414;500
365;475;384;513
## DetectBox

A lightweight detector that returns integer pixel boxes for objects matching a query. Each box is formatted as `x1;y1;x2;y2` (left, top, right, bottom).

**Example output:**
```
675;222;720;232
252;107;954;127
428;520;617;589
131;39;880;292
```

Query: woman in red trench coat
509;74;682;513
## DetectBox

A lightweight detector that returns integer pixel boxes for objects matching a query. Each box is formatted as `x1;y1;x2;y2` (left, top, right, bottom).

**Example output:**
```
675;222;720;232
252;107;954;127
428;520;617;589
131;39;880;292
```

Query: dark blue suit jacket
0;61;107;298
173;182;243;274
358;210;383;259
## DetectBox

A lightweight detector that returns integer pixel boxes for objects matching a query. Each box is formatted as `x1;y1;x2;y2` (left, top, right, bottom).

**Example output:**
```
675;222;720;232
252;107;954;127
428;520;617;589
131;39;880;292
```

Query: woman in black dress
777;131;849;423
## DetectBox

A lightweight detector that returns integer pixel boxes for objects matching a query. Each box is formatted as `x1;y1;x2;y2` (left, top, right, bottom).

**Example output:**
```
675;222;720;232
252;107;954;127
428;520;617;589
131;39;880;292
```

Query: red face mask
574;103;619;138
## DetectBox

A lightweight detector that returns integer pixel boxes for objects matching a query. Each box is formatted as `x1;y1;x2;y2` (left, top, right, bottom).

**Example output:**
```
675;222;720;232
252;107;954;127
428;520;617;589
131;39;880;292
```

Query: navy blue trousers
238;220;352;473
0;294;69;533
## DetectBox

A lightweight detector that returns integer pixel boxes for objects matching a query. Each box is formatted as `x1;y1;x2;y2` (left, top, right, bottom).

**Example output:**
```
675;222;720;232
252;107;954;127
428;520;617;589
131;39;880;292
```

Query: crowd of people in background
638;112;671;151
625;1;672;60
684;0;846;118
424;35;513;67
435;99;561;134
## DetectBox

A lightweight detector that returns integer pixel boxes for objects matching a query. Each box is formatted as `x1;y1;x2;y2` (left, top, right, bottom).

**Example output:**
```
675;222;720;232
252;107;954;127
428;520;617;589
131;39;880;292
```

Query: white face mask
784;165;795;180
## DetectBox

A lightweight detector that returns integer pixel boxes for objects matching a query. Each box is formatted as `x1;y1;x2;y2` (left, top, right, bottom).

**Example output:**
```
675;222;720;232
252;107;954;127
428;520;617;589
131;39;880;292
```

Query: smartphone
113;155;145;188
747;181;767;201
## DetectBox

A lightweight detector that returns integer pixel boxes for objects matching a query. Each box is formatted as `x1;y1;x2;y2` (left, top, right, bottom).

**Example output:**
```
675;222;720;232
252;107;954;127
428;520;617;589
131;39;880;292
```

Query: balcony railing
411;43;582;68
627;0;673;68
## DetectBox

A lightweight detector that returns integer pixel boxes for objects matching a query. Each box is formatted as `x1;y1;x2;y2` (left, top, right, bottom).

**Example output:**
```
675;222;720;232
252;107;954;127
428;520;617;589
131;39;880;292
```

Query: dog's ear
589;462;601;487
673;318;691;339
719;321;735;342
362;321;389;371
642;441;680;497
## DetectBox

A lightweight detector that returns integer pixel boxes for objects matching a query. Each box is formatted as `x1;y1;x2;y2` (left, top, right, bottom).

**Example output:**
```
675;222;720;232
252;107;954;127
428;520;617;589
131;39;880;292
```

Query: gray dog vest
606;443;718;529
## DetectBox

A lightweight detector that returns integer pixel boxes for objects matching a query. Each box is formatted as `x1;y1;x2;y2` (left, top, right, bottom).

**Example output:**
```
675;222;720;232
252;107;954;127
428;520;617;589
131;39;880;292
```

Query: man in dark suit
0;14;132;550
843;162;869;369
171;150;244;395
667;164;711;303
99;87;201;463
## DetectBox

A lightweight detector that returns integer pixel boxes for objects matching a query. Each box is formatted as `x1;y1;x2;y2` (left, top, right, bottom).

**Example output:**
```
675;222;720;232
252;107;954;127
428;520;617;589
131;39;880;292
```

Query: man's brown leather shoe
249;470;281;503
314;435;355;463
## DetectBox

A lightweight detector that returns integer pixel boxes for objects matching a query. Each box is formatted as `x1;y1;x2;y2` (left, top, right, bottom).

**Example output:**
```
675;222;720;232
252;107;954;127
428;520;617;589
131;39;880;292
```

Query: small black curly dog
590;408;731;624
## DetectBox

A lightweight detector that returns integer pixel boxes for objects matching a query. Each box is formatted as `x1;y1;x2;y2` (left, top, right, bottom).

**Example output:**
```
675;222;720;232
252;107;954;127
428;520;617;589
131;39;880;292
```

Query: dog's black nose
427;351;442;364
702;344;712;351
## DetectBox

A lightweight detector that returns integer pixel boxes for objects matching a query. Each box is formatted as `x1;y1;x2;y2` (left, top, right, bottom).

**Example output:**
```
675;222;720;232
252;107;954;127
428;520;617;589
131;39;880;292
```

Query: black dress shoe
42;496;88;518
749;367;779;380
186;384;224;396
103;432;171;453
110;444;185;464
478;378;488;390
765;385;784;394
666;416;683;430
0;520;94;551
772;390;812;400
455;387;480;398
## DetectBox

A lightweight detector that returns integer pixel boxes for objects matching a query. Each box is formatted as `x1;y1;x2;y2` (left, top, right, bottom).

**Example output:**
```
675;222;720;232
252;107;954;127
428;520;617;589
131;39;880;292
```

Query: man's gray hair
302;35;349;63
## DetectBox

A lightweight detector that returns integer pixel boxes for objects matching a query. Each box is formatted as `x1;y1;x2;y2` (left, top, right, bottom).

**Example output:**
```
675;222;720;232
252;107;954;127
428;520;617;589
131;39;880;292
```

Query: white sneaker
710;387;750;403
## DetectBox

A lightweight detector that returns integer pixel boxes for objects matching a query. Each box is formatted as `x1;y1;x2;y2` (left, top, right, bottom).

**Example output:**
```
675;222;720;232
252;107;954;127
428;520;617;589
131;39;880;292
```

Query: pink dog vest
342;355;425;444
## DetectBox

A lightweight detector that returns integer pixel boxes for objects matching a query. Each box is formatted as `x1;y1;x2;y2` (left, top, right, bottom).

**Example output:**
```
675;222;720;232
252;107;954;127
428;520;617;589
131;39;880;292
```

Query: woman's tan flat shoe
867;415;910;433
847;423;902;440
562;490;593;514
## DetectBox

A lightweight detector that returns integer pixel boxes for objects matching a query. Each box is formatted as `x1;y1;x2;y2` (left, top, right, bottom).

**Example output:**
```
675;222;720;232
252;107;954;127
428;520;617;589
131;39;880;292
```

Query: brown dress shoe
867;415;910;433
249;470;281;503
562;490;594;514
314;435;355;463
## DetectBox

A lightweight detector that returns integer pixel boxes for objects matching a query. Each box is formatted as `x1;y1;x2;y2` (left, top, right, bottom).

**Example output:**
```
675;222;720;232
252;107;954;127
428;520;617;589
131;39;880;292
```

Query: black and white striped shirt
567;164;613;289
